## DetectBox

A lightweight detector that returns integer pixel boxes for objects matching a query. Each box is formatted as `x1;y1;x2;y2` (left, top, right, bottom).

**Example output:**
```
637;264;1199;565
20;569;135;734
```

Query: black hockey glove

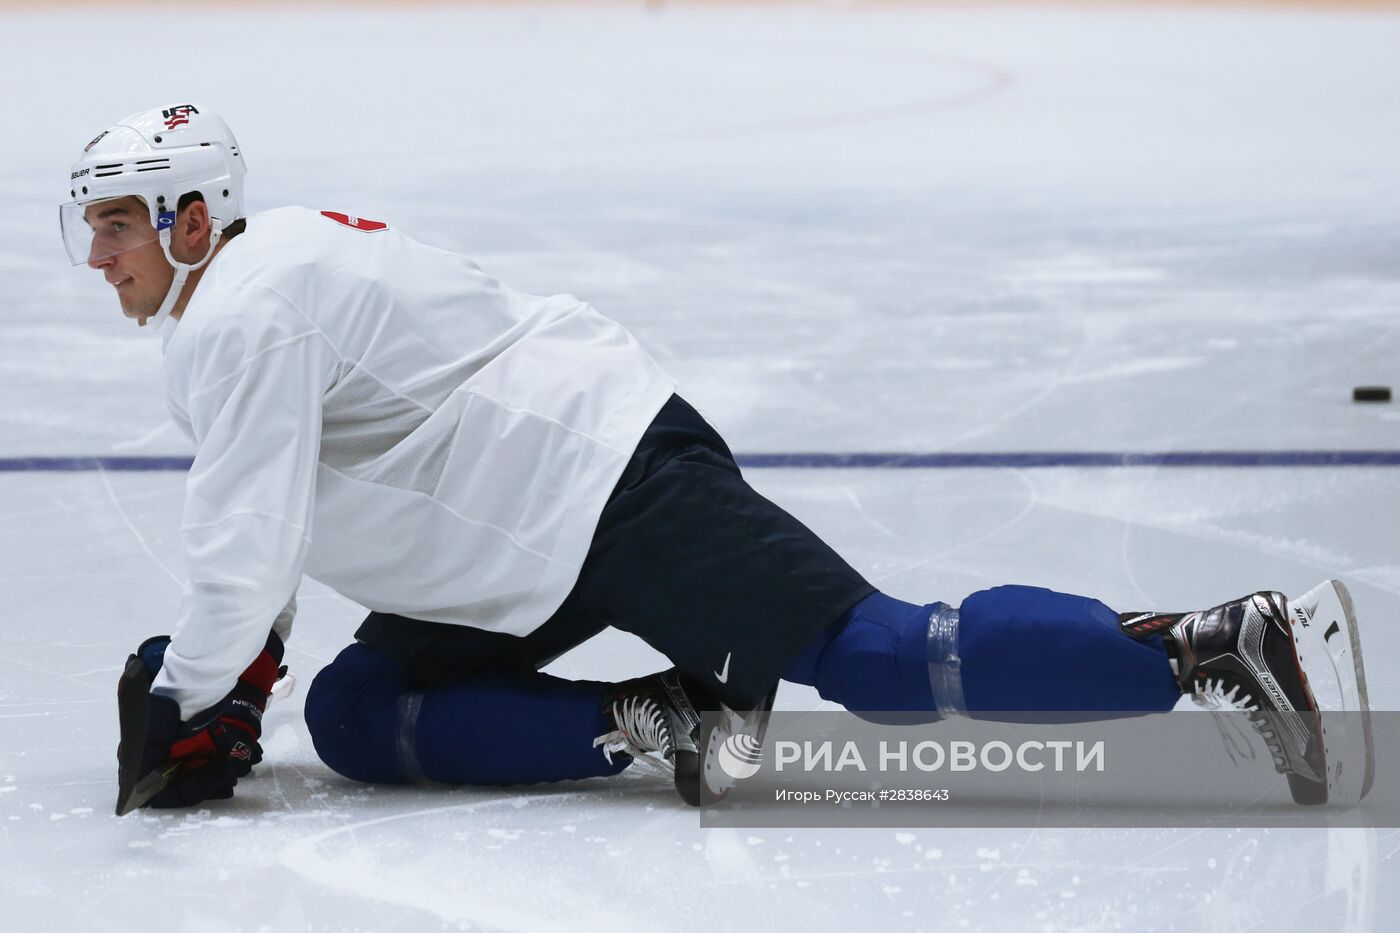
120;631;284;809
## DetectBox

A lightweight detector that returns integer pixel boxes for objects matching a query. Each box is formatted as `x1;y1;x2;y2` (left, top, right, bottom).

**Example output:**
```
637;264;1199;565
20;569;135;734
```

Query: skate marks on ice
2;466;1396;929
272;778;1380;933
93;465;182;589
278;791;588;933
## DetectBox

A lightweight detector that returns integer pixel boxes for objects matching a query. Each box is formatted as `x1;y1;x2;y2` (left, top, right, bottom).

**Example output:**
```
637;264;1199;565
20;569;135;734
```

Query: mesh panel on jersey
370;432;454;499
319;365;436;486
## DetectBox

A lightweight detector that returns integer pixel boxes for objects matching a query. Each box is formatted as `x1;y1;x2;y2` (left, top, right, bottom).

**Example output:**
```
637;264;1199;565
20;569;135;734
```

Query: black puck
1353;386;1392;403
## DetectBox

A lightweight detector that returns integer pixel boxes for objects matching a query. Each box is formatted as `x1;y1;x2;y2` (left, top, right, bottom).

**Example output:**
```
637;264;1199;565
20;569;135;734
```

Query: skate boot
1120;580;1373;805
594;669;778;807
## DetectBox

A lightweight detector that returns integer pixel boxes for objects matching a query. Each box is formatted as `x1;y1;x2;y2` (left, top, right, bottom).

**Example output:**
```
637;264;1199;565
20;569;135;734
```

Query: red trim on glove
168;730;219;765
240;649;280;695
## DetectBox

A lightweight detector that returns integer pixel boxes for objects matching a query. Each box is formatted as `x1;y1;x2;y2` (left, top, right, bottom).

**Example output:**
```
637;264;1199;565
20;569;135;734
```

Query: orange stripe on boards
2;1;1399;10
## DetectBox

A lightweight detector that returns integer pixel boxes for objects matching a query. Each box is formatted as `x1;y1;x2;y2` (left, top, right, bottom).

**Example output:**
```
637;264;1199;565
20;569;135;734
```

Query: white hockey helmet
60;103;245;264
60;104;246;328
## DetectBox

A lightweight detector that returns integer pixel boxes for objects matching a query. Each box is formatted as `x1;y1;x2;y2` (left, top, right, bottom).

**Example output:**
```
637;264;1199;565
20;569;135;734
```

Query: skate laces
1192;676;1287;772
593;695;676;777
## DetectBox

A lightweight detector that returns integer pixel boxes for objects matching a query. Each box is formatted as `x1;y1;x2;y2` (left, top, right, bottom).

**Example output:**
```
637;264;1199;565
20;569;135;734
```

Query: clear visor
59;199;162;266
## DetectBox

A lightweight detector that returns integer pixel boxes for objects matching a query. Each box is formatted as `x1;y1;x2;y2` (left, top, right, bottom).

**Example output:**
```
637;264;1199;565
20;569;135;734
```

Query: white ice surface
1;4;1398;931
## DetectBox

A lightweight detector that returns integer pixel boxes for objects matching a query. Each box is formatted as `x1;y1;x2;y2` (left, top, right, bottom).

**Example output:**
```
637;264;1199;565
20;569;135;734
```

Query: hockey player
63;105;1372;812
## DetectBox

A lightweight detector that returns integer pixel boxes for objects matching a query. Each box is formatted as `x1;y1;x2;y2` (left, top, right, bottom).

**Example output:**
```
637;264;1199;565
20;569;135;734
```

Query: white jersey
152;207;675;718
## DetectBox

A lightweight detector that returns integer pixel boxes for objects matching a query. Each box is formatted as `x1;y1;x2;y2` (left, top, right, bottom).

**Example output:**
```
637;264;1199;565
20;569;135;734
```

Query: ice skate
594;679;680;781
1286;580;1374;803
595;669;777;806
1120;580;1373;805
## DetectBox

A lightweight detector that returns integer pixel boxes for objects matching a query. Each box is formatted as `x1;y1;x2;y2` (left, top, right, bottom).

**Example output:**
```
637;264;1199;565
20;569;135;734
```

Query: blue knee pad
783;592;938;715
305;642;628;785
305;643;416;783
958;585;1179;713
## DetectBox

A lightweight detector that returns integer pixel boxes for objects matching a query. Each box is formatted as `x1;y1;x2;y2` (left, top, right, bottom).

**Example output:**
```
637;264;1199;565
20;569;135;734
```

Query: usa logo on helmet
162;105;200;131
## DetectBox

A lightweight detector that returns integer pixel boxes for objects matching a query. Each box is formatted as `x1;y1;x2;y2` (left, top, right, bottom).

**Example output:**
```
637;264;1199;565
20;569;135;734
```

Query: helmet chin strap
145;221;224;332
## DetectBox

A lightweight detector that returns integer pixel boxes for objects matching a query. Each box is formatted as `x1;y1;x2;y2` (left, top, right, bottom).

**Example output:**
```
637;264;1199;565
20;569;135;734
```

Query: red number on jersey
320;211;388;233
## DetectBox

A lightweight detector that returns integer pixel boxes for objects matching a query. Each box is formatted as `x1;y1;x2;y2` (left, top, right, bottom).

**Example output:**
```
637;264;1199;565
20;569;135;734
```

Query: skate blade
1288;580;1375;804
700;684;779;803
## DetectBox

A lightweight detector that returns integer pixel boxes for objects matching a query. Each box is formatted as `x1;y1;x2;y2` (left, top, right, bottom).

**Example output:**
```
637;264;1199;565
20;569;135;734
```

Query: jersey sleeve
152;290;334;720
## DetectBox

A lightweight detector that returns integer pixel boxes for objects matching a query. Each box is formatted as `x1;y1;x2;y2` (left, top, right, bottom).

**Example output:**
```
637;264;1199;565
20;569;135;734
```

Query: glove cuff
263;630;286;667
240;631;285;695
145;692;185;742
134;635;172;678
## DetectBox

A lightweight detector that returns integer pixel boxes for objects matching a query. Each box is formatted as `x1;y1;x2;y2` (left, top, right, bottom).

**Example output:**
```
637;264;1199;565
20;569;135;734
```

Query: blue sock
305;643;628;785
783;591;939;715
414;673;627;784
782;586;1182;718
957;585;1180;714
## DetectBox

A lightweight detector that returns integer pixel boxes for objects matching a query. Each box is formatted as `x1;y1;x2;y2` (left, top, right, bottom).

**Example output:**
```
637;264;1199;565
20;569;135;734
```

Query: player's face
82;196;175;326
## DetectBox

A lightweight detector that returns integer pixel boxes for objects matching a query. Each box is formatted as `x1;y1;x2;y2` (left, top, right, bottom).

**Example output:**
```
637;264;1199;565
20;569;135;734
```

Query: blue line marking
0;457;195;472
3;451;1400;473
736;451;1400;468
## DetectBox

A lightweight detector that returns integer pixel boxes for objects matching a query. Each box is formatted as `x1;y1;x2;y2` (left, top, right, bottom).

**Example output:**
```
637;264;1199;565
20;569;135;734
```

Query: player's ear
179;198;211;251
